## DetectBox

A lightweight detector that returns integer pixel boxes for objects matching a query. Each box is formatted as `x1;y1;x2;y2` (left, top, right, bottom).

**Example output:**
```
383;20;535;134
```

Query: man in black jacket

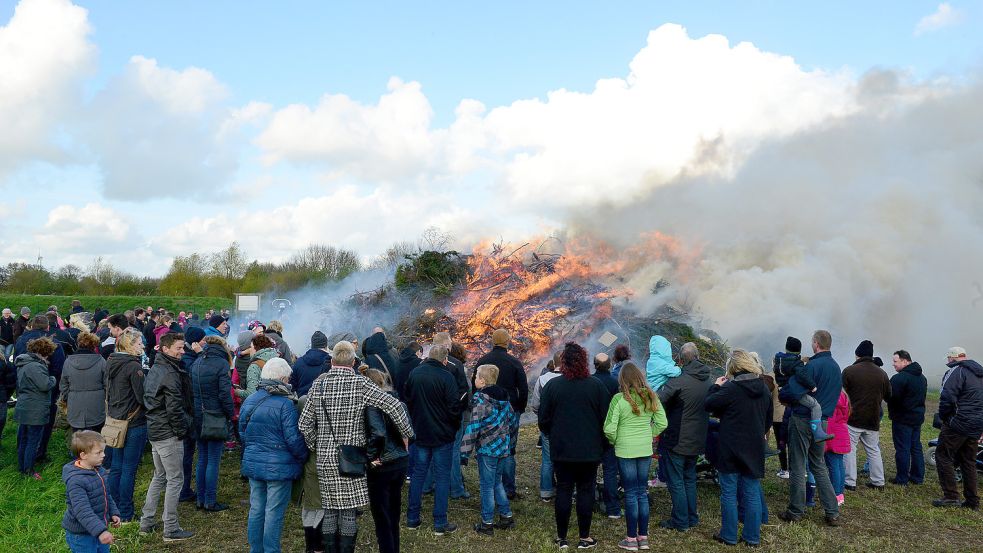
11;306;31;343
933;347;983;509
657;342;712;531
473;329;528;498
888;350;928;486
1;308;15;361
0;353;16;448
404;343;463;535
429;332;471;499
140;332;195;541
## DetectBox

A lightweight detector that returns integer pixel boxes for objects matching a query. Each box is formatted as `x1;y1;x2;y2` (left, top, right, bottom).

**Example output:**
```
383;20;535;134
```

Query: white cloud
0;0;94;178
34;203;135;254
914;3;965;36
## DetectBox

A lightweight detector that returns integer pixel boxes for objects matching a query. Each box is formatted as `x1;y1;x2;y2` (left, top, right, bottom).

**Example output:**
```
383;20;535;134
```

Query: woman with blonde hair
106;327;149;521
704;349;773;547
604;362;668;551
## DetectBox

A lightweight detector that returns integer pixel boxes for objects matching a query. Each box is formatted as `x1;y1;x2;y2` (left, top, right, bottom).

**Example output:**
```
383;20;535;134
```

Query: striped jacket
461;385;519;459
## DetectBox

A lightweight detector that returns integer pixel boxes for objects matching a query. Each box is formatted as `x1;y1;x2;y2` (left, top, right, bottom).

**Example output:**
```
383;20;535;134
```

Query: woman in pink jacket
825;391;851;505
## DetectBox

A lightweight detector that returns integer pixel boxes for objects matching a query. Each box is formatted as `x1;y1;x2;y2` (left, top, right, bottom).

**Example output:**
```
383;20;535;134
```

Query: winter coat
0;316;14;346
646;336;680;391
265;331;294;364
888;362;928;427
842;357;891;431
538;375;610;463
461;385;519;459
144;352;193;442
790;351;841;419
50;328;76;356
298;367;414;510
291;349;330;397
153;325;171;345
776;352;816;403
825;392;851;454
773;352;803;388
60;352;107;429
236;348;277;399
704;373;773;479
657;358;713;456
143;320;158;362
190;344;235;439
12;314;30;342
15;329;66;383
362;332;397;383
473;346;529;414
939;359;983;437
366;390;411;472
14;353;56;425
0;355;16;400
181;348;199;373
604;391;668;459
529;370;561;414
593;369;619;400
395;347;421;399
61;461;119;537
447;355;472;413
403;359;463;447
295;394;322;512
105;352;147;428
240;380;308;481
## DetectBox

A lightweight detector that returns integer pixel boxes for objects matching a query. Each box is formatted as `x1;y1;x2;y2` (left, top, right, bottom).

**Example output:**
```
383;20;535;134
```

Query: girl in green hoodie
604;362;668;552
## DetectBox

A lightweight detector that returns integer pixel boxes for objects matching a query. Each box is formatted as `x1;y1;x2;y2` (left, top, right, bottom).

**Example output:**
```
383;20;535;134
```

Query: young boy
461;364;520;535
776;338;833;442
63;430;120;553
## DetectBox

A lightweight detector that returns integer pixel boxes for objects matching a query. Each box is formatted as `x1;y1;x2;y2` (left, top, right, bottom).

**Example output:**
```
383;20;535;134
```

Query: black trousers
554;461;598;540
936;427;979;506
367;465;407;553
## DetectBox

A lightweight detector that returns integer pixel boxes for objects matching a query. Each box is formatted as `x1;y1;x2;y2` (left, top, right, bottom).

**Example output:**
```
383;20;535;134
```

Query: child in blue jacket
62;431;120;553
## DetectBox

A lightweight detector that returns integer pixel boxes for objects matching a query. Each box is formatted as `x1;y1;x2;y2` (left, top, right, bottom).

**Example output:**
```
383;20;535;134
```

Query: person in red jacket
825;391;851;506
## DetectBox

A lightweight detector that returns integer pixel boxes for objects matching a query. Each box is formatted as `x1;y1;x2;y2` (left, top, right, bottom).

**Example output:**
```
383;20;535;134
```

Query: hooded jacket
887;362;928;427
395;346;421;399
366;390;411;471
105;352;146;428
61;461;119;538
825;391;851;455
842;357;891;431
190;343;235;438
658;358;713;456
60;352;107;429
291;348;330;396
704;373;774;479
237;347;278;399
362;332;397;383
461;384;519;459
939;359;983;437
473;346;529;414
14;353;56;425
646;336;680;391
239;379;308;481
15;329;66;383
404;358;463;447
604;390;668;459
144;352;193;442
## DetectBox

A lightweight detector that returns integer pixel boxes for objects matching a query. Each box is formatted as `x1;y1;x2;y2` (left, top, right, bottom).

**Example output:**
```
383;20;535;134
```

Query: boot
304;526;325;553
339;532;356;553
810;420;834;443
805;483;816;508
323;531;339;553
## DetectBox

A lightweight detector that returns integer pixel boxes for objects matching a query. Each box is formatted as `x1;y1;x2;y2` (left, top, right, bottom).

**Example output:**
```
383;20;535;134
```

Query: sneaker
658;520;686;532
405;520;421;531
163;528;195;542
179;493;197;503
494;515;515;530
474;522;494;536
637;537;650;550
434;522;458;535
865;482;884;491
30;472;42;481
776;470;790;479
712;533;736;546
825;515;840;527
647;478;666;488
541;495;554;503
202;502;229;512
578;537;598;549
139;522;161;535
617;537;638;551
451;491;472;500
836;493;845;506
933;498;962;508
607;513;622;519
844;484;857;491
554;538;569;549
962;501;980;511
777;510;801;523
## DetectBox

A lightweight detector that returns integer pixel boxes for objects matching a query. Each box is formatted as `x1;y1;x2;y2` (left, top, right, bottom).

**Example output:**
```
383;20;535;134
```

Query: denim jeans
65;531;110;553
718;472;762;546
1;343;13;362
248;479;293;553
656;437;669;482
617;456;651;538
664;451;699;529
539;432;555;498
17;423;44;474
108;424;148;521
196;439;224;506
786;416;838;518
892;422;925;484
825;452;845;494
737;476;768;525
422;425;467;497
181;437;196;497
37;399;58;461
502;451;517;496
601;448;621;516
407;442;453;528
477;455;512;523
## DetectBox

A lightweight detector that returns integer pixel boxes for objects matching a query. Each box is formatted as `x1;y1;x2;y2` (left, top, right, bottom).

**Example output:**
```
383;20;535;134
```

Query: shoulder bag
323;388;368;478
196;368;229;441
102;399;139;449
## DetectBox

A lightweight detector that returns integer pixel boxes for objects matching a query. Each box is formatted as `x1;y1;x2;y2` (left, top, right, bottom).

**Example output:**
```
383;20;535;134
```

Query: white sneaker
647;478;666;488
776;470;790;480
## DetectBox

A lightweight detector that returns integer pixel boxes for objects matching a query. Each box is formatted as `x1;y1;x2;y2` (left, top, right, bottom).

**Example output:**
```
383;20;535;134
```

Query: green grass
0;294;233;318
2;399;980;552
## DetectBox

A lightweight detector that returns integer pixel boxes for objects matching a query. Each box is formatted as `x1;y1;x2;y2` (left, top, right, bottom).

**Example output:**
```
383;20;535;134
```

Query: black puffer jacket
366;390;411;473
704;373;774;479
939;359;983;437
473;346;528;414
658;359;713;456
190;344;235;439
887;362;927;427
144;352;194;442
105;352;146;428
362;332;397;384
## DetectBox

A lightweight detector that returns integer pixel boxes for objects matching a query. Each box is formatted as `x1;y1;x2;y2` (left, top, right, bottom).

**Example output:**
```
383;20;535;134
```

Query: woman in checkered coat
298;340;414;552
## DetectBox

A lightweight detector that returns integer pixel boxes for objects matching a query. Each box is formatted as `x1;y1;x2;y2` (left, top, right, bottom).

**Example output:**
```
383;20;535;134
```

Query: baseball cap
945;346;967;361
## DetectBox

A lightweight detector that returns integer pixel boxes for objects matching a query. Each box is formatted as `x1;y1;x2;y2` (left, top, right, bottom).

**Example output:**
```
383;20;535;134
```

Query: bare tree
419;226;451;252
210;242;249;280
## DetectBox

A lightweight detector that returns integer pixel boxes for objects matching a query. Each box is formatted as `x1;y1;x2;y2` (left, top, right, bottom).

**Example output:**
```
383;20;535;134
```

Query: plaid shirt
460;387;519;459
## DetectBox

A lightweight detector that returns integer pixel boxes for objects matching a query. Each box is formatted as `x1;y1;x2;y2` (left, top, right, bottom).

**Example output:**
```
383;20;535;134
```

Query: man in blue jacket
779;330;842;526
933;347;983;510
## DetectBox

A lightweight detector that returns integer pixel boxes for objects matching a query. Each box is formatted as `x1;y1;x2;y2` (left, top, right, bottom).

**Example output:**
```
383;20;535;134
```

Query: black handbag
325;407;368;478
196;369;229;441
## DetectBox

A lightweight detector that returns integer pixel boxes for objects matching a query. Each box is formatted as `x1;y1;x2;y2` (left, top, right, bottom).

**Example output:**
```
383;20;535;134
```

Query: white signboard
235;294;261;312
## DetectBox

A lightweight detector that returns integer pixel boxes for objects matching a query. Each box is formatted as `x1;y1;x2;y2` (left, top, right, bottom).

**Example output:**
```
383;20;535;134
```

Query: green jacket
236;348;278;399
603;391;668;459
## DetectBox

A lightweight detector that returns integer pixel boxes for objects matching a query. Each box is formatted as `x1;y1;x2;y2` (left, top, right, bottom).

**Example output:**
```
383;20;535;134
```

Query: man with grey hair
933;347;983;509
404;341;464;535
12;306;31;343
1;308;15;361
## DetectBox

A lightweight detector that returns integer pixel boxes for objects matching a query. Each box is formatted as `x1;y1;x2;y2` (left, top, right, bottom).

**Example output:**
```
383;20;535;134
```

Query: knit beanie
208;314;225;328
311;331;328;349
855;340;874;358
785;336;802;354
237;330;254;351
185;327;206;344
492;328;511;347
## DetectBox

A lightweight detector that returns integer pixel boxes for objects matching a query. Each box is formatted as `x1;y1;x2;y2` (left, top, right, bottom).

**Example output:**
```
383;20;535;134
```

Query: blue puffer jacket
62;461;119;537
291;349;330;396
239;380;308;481
190;344;234;438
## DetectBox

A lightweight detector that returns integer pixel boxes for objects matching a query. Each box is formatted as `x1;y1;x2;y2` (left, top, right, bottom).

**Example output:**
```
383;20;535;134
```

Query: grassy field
0;294;233;318
1;398;981;552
